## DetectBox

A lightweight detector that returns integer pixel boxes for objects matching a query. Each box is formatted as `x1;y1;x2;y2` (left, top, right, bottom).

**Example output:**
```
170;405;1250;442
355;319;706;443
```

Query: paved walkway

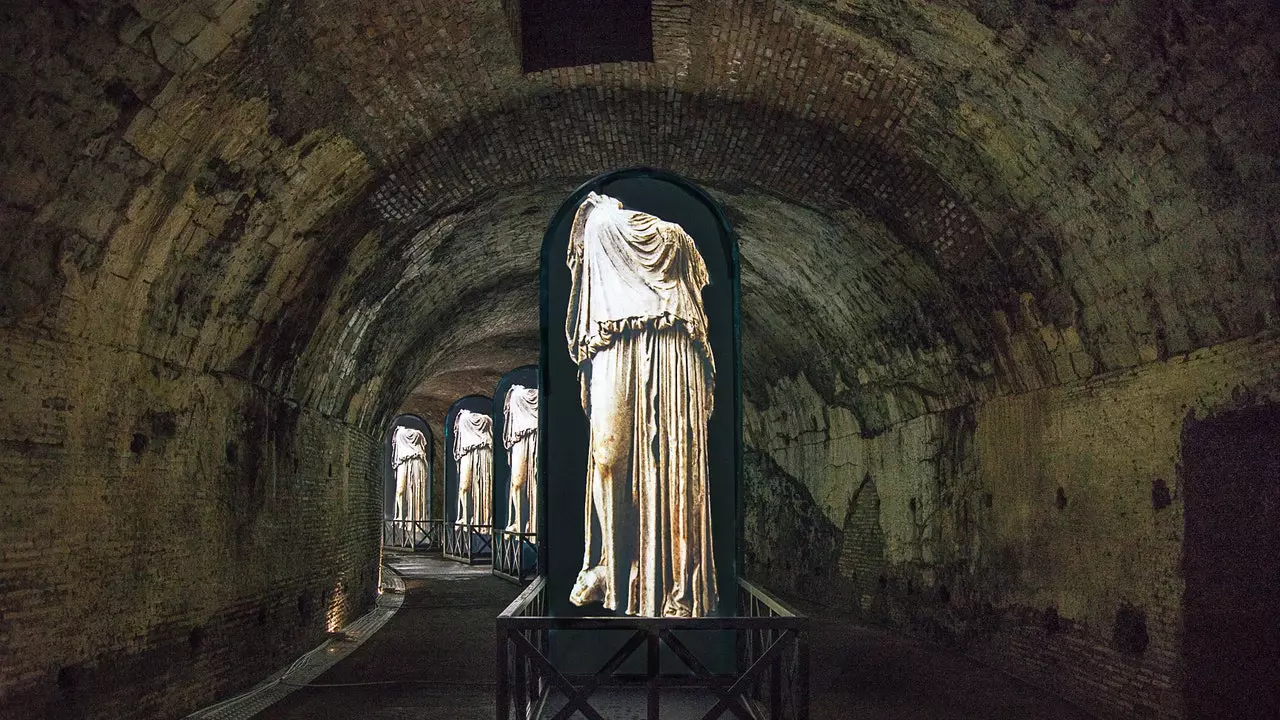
256;553;513;720
256;554;1093;719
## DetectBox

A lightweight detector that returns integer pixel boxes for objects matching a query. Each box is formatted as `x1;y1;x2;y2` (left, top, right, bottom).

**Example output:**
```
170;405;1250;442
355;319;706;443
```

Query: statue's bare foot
506;522;520;532
569;567;607;607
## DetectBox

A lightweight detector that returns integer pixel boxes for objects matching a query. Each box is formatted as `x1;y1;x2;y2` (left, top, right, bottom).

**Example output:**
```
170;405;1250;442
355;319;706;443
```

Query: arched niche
539;167;743;671
493;365;540;536
383;413;434;520
444;395;496;528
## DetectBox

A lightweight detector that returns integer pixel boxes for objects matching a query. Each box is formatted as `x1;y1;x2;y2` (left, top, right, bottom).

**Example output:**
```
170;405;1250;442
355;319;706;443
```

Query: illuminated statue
454;409;493;526
393;426;430;520
504;385;540;534
565;192;718;618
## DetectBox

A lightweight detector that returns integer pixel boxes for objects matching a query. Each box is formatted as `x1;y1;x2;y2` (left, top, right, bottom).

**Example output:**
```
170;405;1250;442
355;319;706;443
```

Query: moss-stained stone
743;449;845;600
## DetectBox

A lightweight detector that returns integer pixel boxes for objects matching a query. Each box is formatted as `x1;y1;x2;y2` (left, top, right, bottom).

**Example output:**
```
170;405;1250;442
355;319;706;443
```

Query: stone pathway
255;552;513;720
252;554;1094;719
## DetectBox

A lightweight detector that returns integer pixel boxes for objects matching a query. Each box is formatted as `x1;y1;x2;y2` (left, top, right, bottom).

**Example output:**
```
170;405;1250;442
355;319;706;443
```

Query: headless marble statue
504;385;539;534
454;409;493;526
393;426;429;521
565;192;718;618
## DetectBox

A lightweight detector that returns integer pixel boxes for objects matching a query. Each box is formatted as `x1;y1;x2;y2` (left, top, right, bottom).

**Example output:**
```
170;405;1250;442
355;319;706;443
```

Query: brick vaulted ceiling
2;0;1277;441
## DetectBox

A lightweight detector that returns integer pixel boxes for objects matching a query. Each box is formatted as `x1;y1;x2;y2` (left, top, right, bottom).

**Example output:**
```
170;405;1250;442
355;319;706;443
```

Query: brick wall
0;332;382;719
837;476;886;615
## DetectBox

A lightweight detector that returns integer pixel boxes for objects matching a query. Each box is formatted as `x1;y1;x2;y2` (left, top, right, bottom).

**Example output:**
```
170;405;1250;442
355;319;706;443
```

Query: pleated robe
566;192;718;618
504;385;539;534
394;427;429;521
454;410;493;526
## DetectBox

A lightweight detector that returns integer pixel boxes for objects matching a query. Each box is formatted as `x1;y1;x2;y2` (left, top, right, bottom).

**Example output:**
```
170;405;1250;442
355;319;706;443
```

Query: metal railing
492;531;539;584
496;577;809;720
443;523;494;564
381;519;445;551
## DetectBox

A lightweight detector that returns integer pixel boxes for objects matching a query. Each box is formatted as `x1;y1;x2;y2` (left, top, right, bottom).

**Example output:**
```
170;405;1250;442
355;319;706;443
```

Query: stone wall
743;330;1280;720
0;333;381;720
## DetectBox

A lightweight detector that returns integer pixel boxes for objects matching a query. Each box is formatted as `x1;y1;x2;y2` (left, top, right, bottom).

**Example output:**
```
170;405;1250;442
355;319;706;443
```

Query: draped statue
504;385;540;534
393;426;429;520
565;191;718;618
453;409;493;526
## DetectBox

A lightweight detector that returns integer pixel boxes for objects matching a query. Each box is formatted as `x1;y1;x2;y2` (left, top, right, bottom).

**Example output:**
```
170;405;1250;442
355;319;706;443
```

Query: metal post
796;628;810;720
497;622;510;720
647;628;660;720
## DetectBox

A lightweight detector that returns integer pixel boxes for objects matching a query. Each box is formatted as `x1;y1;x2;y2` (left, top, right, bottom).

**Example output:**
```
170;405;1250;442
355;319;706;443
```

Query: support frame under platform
492;531;539;584
496;577;809;720
444;523;494;565
382;518;445;552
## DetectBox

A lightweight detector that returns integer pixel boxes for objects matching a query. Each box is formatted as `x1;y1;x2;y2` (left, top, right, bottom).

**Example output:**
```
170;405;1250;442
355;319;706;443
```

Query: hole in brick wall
56;665;82;691
1113;601;1149;654
519;0;653;73
878;574;887;587
188;625;206;651
1055;486;1068;510
1181;402;1280;716
297;592;314;624
983;492;993;508
328;462;333;477
936;584;950;604
225;441;238;464
130;433;148;454
1151;478;1172;510
1042;606;1062;635
908;497;917;513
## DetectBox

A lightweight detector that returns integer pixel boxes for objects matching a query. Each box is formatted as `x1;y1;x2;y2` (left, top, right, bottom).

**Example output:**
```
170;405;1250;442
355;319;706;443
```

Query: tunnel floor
254;553;1092;719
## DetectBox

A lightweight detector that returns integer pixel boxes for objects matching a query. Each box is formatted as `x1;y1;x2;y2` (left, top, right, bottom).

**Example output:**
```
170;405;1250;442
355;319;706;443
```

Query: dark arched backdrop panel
539;167;743;671
493;366;540;533
444;395;496;524
383;414;433;519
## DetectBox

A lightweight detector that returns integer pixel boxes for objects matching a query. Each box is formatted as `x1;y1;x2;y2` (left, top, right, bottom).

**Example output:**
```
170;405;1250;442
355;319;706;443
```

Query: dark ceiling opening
520;0;653;72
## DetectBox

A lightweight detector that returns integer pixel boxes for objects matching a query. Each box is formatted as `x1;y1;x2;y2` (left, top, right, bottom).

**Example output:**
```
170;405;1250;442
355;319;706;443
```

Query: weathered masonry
1;1;1276;719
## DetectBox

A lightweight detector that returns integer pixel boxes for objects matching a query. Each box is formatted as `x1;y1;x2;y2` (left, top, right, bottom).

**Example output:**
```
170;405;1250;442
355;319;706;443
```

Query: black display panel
493;366;540;534
444;395;496;526
383;414;433;520
539;167;742;673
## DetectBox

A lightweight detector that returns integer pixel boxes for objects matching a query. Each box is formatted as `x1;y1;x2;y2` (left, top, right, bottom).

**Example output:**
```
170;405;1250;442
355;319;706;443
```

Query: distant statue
504;385;540;534
454;409;493;526
565;192;718;618
393;426;430;521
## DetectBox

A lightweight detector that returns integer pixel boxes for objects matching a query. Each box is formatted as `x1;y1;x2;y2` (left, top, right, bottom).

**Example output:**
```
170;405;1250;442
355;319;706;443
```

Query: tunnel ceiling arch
4;0;1275;437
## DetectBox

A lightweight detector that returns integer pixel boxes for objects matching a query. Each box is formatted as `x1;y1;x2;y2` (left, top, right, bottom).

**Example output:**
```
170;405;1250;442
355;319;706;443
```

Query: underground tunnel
1;0;1277;719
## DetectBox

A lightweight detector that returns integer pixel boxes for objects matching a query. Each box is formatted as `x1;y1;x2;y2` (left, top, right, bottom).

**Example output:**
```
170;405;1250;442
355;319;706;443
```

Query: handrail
736;578;803;618
500;575;547;618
